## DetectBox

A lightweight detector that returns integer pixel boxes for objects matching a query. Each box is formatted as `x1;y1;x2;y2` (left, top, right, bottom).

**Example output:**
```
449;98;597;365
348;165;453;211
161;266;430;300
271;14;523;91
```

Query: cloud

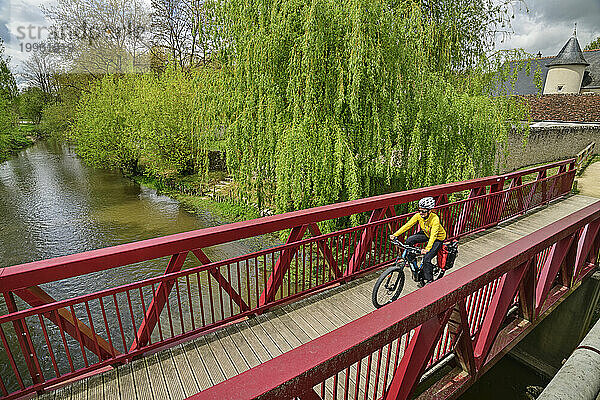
0;23;10;43
1;0;50;74
0;0;11;43
526;0;600;28
496;0;600;57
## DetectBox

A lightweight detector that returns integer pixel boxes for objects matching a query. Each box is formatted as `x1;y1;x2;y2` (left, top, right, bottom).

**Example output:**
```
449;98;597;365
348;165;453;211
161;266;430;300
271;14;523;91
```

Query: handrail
0;158;576;292
576;142;596;169
189;201;600;400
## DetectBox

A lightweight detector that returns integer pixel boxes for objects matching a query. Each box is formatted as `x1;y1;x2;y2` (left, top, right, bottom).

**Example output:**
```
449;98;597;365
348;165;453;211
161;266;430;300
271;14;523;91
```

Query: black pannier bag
445;240;459;270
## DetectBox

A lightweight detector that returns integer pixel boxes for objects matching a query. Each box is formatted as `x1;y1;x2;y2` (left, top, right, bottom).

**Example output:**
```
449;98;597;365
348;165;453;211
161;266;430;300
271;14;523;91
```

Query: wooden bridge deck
41;195;600;400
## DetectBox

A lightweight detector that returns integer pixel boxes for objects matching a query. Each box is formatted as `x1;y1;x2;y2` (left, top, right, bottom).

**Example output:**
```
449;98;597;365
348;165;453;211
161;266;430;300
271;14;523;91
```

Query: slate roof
496;49;600;96
546;36;589;67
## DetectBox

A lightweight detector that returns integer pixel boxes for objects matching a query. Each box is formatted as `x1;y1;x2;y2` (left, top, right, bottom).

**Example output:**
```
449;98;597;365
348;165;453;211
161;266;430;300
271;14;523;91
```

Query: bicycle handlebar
390;239;420;254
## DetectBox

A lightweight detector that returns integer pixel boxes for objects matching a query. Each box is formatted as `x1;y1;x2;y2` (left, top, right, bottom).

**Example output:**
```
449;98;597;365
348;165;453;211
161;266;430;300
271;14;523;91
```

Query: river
0;140;277;289
0;140;281;392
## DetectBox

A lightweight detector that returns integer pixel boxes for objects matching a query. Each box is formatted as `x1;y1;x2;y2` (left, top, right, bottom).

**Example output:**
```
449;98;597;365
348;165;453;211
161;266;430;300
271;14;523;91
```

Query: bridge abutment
509;270;600;378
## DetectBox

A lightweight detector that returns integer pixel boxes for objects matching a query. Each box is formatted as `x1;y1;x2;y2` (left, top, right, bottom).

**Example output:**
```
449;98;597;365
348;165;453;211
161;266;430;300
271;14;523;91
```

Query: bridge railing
0;159;576;398
190;201;600;400
576;142;596;169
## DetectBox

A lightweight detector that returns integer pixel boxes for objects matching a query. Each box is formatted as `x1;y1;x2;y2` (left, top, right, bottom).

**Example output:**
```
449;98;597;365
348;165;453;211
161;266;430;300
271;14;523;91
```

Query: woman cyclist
389;196;447;287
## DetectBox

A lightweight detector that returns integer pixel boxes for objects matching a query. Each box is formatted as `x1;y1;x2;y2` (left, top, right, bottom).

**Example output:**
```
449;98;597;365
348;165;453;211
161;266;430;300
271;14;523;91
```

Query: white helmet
418;197;435;210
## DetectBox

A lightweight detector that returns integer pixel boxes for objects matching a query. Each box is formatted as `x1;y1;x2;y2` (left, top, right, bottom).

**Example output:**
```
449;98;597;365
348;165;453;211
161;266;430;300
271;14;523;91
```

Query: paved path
42;195;600;400
578;159;600;198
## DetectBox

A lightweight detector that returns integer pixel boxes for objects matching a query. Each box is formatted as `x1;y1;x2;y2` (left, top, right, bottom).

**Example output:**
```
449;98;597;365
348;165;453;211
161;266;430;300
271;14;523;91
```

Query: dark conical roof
546;36;589;67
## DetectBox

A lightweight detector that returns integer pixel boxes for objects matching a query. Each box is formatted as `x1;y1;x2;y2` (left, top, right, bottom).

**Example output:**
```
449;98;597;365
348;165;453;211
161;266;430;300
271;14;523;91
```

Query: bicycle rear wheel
372;266;405;308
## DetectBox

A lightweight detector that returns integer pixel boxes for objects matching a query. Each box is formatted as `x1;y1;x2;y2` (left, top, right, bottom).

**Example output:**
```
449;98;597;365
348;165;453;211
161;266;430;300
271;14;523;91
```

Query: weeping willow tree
70;0;530;223
217;0;529;215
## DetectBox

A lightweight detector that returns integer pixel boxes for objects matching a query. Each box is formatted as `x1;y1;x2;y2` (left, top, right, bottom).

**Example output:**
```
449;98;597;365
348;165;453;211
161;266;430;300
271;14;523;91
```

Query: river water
0;140;281;392
0;140;275;288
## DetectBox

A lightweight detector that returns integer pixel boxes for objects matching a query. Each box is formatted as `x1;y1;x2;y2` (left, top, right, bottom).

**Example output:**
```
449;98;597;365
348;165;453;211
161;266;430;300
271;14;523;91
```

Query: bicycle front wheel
372;266;405;309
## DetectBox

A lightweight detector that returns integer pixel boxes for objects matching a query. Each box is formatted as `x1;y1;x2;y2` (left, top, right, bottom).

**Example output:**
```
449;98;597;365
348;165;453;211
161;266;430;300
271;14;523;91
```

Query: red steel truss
0;159;578;398
190;201;600;400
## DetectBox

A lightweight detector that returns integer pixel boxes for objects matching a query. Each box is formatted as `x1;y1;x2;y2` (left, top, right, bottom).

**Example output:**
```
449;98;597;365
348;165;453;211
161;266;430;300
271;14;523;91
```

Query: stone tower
543;34;589;94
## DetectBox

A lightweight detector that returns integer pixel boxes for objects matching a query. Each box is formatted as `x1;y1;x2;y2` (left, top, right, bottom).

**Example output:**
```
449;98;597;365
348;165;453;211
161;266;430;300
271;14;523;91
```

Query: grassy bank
131;175;261;224
0;125;37;162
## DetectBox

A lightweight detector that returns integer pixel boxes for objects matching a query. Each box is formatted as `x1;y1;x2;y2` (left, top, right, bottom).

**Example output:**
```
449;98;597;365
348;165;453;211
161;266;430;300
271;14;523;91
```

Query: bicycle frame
401;249;422;274
394;240;443;282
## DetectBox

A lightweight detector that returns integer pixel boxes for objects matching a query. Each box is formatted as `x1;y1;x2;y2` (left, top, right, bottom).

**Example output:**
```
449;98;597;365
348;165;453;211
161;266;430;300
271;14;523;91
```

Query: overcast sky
495;0;600;57
1;0;599;77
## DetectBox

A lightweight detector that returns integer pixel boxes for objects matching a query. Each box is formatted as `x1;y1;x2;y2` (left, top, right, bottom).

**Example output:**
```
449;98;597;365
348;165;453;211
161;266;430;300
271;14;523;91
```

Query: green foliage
18;87;52;124
38;73;97;138
70;0;529;227
0;38;30;161
0;39;17;102
585;36;600;51
0;125;34;161
222;0;528;217
0;39;17;134
71;67;228;175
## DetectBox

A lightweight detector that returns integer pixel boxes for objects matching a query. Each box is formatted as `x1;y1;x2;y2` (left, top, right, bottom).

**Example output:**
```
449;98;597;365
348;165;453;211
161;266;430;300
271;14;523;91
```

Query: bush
71;68;226;176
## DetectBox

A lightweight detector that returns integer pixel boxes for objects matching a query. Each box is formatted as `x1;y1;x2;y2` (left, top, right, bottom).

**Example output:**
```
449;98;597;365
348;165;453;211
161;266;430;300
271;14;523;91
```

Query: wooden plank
215;328;251;373
116;363;136;400
69;377;87;400
301;299;349;331
223;324;262;369
103;366;119;399
169;344;200;397
180;340;212;391
241;316;284;358
254;313;299;351
335;288;374;316
52;385;71;400
311;298;356;328
85;368;104;400
193;335;226;386
236;321;280;362
288;304;331;336
36;391;54;400
156;349;186;400
204;332;238;380
272;306;317;342
131;357;153;400
314;292;364;322
144;353;172;400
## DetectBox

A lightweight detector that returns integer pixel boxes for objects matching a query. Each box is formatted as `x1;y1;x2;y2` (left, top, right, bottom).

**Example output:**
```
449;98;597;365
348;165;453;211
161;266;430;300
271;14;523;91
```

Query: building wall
499;125;600;172
543;65;587;94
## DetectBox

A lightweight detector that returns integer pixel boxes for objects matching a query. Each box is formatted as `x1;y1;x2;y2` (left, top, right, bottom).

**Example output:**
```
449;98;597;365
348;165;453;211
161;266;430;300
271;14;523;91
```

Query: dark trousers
406;233;443;282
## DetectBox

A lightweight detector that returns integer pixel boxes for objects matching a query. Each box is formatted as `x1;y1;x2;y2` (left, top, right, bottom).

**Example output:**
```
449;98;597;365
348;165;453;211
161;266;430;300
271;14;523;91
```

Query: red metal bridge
1;158;599;400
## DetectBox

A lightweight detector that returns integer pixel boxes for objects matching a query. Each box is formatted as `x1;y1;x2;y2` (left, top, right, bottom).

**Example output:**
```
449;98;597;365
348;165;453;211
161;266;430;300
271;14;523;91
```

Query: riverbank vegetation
0;40;34;161
20;0;533;226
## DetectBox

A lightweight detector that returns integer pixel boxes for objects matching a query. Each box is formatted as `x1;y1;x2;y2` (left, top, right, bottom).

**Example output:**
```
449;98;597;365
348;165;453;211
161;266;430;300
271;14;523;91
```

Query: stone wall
499;125;600;172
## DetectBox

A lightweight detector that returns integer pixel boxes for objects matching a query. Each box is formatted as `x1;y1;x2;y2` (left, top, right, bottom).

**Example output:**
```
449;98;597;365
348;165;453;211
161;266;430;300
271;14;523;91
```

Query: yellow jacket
392;212;447;251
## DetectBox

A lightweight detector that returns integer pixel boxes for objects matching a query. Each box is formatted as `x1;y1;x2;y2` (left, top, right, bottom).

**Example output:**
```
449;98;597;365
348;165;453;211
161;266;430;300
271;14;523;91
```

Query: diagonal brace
132;251;188;351
307;223;342;279
13;286;119;361
259;225;308;306
385;309;452;400
474;261;528;367
192;249;250;312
